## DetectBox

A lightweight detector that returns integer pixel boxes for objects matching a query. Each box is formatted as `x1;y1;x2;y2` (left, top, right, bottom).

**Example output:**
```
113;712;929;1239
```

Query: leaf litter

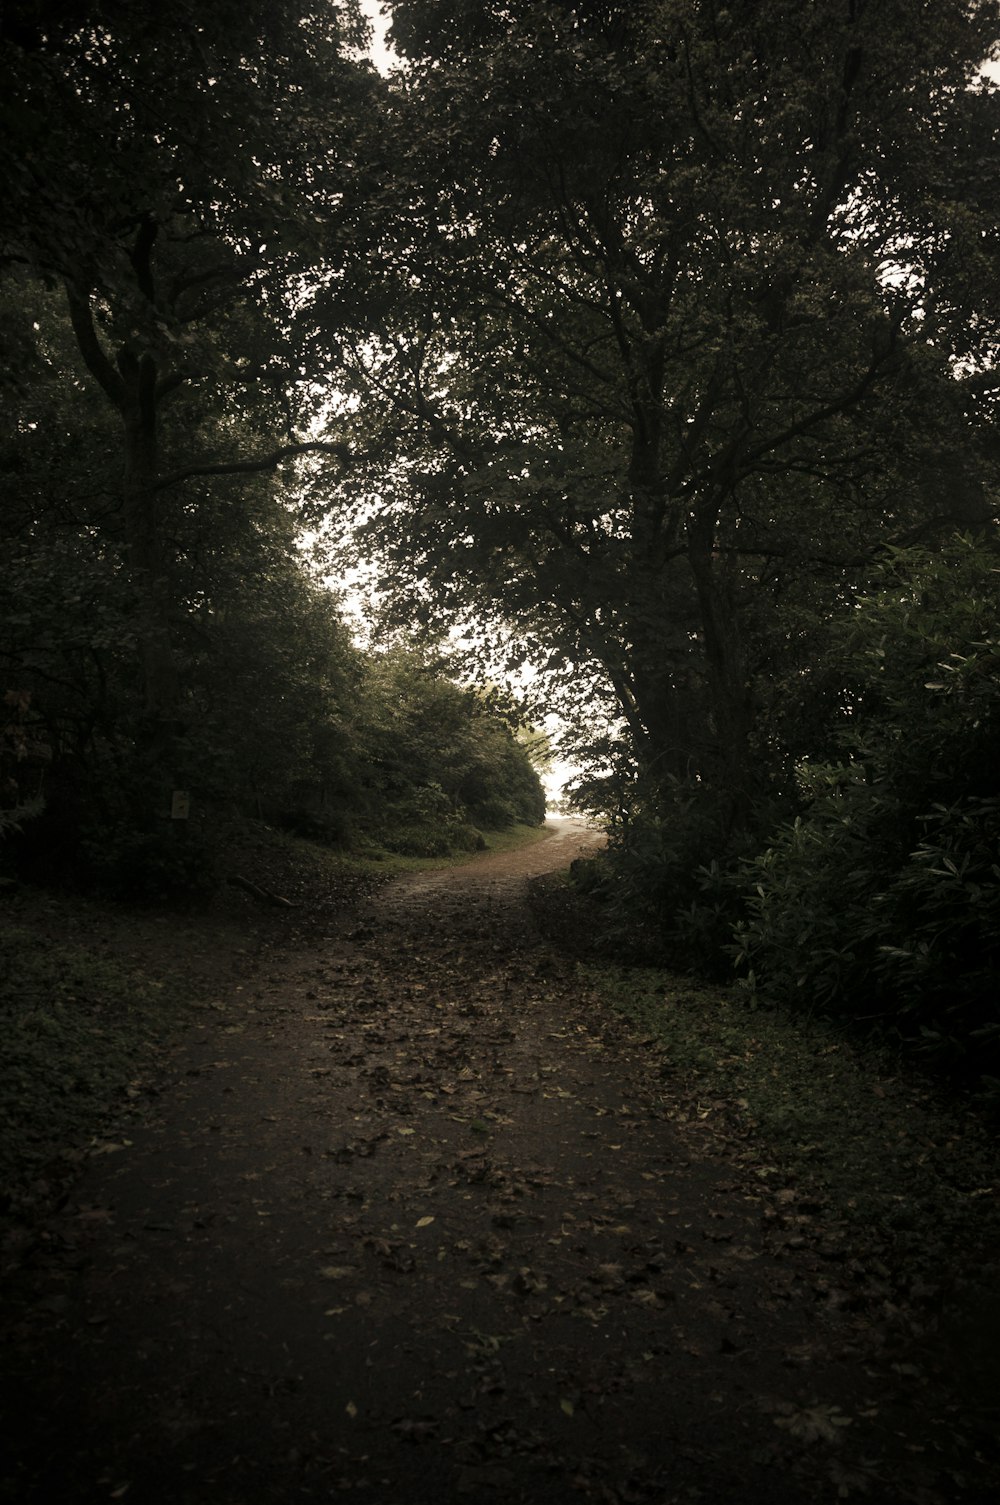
2;821;998;1503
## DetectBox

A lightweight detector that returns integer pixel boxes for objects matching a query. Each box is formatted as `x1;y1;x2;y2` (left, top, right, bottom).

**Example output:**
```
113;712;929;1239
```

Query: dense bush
567;777;753;975
733;536;1000;1081
357;647;546;844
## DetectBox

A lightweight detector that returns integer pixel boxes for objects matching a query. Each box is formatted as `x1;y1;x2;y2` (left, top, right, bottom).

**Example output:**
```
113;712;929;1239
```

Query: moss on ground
586;963;1000;1280
0;918;196;1217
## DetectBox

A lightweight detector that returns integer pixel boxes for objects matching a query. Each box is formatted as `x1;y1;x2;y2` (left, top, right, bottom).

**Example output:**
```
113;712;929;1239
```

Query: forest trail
0;821;989;1505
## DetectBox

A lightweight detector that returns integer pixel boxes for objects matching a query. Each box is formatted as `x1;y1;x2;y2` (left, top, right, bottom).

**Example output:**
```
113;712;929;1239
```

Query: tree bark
685;494;756;830
65;276;182;784
122;387;181;743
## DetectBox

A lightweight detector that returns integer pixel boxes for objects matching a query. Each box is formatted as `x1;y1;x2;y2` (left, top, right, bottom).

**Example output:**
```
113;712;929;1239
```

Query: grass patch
217;817;549;902
586;963;1000;1271
469;820;554;857
337;819;552;876
0;917;198;1218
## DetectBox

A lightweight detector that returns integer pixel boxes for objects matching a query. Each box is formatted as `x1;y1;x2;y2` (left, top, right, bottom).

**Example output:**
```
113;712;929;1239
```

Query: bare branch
153;441;350;493
64;282;126;410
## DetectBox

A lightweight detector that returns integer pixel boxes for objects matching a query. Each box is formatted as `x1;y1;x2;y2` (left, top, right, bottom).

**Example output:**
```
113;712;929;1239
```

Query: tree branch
153;441;350;493
739;351;897;471
155;371;189;402
64;282;126;410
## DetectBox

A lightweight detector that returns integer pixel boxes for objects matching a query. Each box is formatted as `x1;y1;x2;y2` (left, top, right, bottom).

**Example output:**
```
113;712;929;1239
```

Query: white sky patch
358;0;395;74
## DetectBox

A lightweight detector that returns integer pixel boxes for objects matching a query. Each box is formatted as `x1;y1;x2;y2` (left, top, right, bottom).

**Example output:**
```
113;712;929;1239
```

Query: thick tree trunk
122;391;181;744
65;279;183;786
685;501;757;831
63;295;185;846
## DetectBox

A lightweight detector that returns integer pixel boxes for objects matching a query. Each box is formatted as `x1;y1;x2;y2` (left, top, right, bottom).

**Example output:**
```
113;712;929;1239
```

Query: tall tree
1;0;376;775
321;0;1000;827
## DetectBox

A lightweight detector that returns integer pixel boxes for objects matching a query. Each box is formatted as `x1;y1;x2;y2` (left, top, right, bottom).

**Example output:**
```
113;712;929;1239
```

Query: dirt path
0;821;989;1504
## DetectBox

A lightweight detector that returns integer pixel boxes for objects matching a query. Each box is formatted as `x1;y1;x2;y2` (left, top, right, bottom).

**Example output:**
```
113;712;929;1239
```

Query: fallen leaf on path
391;1417;440;1441
773;1402;853;1444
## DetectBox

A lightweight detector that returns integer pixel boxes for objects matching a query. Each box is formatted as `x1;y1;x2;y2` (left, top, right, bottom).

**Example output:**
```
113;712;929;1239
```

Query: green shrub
465;793;519;829
381;818;484;858
874;797;1000;1061
80;820;216;903
734;535;1000;1083
568;781;751;973
272;804;356;847
732;764;899;1011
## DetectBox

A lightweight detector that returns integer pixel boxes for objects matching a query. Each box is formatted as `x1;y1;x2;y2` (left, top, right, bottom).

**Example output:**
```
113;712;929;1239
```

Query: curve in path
0;819;963;1504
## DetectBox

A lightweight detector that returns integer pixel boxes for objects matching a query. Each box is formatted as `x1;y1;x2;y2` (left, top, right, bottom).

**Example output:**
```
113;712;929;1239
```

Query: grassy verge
274;818;553;881
0;912;202;1224
380;818;553;869
585;963;1000;1282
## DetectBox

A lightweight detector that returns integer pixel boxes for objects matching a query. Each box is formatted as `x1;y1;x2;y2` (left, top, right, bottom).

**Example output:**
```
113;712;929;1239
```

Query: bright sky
359;1;395;73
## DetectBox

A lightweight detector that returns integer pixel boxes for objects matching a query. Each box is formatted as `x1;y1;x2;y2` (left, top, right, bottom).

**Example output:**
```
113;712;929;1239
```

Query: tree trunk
122;383;181;748
65;279;183;790
685;499;756;831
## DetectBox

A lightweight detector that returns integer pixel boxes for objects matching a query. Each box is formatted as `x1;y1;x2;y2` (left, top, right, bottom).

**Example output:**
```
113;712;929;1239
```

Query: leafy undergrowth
580;964;1000;1443
0;910;195;1229
585;965;999;1256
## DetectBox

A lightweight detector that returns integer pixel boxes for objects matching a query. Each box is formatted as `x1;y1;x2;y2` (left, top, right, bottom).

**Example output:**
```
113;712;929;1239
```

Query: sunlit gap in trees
291;383;587;810
357;1;396;76
311;537;586;809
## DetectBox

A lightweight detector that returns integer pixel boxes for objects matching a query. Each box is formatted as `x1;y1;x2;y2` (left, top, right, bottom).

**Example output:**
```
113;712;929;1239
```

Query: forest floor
1;818;998;1505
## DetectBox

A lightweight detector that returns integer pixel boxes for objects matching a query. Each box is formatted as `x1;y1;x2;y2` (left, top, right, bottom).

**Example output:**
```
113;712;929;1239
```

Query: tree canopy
2;0;375;755
0;0;546;894
323;0;1000;822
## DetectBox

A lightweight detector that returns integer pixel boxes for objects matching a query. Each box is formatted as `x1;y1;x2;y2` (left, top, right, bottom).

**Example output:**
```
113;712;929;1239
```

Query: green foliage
79;819;218;906
0;0;383;892
587;962;1000;1260
329;0;1000;834
0;921;189;1209
383;819;484;859
734;536;1000;1083
356;646;547;847
568;780;754;975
